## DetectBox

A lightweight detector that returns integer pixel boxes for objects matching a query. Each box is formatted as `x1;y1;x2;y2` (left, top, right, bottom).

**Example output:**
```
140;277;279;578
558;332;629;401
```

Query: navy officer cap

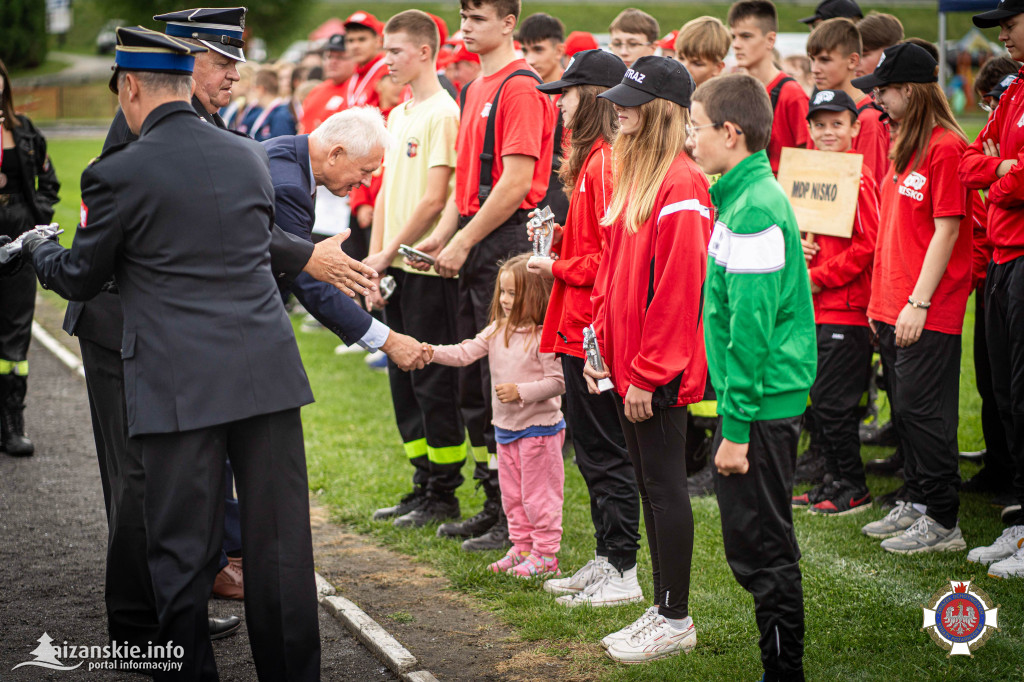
154;7;247;62
109;26;207;94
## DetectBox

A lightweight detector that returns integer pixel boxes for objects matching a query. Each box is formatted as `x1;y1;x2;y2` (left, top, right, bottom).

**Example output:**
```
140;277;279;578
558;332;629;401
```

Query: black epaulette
89;141;131;166
225;128;252;140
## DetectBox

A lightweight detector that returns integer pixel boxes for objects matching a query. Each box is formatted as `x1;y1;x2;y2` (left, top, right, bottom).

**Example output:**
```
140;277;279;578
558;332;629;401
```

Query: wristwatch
908;296;931;309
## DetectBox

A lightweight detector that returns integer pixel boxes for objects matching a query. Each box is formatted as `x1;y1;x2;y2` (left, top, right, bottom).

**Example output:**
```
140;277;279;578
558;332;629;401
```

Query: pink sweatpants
497;431;566;557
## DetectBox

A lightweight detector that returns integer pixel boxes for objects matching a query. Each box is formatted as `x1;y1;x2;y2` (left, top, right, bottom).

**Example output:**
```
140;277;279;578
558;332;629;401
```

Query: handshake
0;223;63;265
377;332;435;372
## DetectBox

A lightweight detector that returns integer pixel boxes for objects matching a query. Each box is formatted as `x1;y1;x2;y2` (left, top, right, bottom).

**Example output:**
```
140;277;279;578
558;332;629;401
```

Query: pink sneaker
488;550;528;573
510;554;560;579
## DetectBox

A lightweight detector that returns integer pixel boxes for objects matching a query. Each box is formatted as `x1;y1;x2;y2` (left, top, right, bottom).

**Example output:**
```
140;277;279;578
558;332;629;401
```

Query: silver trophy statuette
527;205;555;258
582;325;614;392
0;223;62;265
379;275;397;300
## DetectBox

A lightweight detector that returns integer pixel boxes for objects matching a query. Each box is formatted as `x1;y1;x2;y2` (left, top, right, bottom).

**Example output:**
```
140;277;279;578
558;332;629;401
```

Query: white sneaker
543;555;606;596
988;546;1024;579
861;500;923;539
967;525;1024;565
299;313;324;333
600;606;658;650
557;563;644;608
879;515;967;554
606;614;697;664
334;342;366;355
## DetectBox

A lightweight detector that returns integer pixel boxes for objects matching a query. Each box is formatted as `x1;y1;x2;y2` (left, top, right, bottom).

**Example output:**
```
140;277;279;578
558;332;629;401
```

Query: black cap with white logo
800;0;863;24
597;55;695;108
974;0;1024;29
324;33;346;52
850;42;938;92
806;89;858;119
537;49;627;94
987;72;1018;99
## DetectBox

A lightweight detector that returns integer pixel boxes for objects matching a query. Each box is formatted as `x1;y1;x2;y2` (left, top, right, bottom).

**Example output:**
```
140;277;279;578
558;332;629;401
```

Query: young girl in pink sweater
425;254;566;578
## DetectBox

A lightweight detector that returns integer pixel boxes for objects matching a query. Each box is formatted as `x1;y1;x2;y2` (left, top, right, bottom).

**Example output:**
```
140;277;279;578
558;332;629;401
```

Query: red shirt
960;69;1024;264
853;95;891;184
300;80;348;133
540;140;613;358
808;157;880;327
971;191;992;289
766;72;810;175
591;152;712;407
455;59;556;216
869;127;974;335
343;53;389;110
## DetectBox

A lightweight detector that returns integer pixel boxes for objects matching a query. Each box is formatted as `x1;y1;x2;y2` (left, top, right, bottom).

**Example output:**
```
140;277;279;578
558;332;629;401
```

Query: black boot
864;447;903;478
393;493;460;528
437;465;501;538
372;486;427;521
461;506;511;552
1;374;33;457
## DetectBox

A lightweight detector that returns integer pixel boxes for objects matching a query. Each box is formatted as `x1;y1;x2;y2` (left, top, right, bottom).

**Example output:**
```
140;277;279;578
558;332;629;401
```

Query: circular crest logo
922;580;999;656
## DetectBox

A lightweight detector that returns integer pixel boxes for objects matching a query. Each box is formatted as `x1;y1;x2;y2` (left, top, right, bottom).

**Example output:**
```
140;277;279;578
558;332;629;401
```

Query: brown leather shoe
213;556;244;600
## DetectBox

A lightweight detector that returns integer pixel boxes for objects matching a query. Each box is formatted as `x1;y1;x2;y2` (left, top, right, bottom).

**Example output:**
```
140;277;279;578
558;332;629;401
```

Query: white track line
32;320;84;379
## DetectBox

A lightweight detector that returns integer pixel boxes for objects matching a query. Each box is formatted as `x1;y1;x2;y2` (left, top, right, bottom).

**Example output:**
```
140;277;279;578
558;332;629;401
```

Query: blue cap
109;26;207;94
154;7;247;62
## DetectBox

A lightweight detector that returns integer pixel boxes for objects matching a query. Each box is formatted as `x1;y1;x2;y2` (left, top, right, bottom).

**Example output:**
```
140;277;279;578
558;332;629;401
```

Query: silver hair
309;106;393;157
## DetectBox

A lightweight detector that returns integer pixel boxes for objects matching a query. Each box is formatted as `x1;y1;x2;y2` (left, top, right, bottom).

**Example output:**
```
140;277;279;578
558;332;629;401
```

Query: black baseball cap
324;33;346;52
850;43;938;91
800;0;863;24
974;0;1024;29
987;72;1018;99
598;56;695;108
806;89;858;119
537;50;627;94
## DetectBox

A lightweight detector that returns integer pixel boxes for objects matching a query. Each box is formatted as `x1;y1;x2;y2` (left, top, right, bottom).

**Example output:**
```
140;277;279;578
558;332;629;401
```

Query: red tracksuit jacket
591;152;712;408
807;160;880;326
540;139;613;358
960;69;1024;264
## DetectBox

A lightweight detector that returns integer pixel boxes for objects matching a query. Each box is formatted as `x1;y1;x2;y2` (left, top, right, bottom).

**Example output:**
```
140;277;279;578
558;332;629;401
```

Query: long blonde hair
890;81;965;175
601;98;690;233
487;254;551;347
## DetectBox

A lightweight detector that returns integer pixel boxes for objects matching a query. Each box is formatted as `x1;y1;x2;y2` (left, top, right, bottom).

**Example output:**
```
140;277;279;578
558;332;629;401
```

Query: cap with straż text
598;55;695;108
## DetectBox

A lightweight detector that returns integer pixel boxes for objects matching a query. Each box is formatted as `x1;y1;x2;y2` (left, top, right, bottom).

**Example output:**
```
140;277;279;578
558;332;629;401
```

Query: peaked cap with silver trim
153;7;247;62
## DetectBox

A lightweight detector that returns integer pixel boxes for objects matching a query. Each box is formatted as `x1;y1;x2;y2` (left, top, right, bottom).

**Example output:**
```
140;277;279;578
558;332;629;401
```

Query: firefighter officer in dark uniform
59;7;378;654
24;27;321;680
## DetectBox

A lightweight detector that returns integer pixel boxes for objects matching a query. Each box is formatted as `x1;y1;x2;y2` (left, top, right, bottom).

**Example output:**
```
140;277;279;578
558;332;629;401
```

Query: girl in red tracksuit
791;90;880;516
526;50;644;609
586;56;711;664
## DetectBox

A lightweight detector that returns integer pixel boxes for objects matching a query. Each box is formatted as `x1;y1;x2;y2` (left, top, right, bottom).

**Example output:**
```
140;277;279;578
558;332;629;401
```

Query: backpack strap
769;75;796;111
478;69;542;205
458;79;471;113
857;100;884;116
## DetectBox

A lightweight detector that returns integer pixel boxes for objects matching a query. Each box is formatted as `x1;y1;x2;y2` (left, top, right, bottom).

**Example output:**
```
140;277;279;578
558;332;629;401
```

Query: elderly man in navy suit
263;107;427;366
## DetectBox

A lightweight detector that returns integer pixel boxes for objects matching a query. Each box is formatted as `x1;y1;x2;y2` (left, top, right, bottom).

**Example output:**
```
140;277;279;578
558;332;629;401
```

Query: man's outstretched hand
303;231;378;298
380;330;426;371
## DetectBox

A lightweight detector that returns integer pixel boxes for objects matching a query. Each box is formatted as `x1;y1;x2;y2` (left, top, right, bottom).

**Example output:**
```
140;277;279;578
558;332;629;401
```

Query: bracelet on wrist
908;296;931;309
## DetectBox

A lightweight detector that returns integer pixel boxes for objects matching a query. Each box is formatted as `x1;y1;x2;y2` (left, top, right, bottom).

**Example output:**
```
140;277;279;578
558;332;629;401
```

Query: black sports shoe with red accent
792;479;837;507
809;482;872;516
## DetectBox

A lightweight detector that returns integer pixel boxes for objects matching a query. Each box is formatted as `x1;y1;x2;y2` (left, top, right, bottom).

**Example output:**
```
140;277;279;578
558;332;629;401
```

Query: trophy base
597;378;614;392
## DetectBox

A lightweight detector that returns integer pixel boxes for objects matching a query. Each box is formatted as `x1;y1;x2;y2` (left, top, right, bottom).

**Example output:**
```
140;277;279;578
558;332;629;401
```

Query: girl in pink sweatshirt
425;254;566;578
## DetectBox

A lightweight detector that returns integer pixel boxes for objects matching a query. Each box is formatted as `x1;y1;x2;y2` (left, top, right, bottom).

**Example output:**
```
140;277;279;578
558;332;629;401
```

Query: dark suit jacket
64;97;317;351
263;134;373;344
34;101;314;436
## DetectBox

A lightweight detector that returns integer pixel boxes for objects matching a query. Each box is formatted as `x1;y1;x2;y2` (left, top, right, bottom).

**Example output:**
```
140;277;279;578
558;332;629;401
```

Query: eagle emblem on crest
922;580;999;656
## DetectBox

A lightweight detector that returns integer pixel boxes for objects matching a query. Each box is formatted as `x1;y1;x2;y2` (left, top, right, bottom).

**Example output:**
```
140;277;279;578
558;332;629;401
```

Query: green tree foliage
0;0;48;69
94;0;311;51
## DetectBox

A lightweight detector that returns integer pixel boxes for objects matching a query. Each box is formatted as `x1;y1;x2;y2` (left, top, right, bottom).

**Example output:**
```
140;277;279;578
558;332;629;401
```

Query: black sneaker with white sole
372;488;426;521
437;499;499;538
393;496;460;528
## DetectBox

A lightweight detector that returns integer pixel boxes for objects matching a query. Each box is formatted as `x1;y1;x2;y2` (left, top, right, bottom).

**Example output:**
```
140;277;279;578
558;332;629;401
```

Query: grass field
40;134;1024;681
48;0;996;61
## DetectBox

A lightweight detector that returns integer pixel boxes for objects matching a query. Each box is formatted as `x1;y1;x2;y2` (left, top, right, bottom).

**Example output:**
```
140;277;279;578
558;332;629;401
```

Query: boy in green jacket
689;72;817;682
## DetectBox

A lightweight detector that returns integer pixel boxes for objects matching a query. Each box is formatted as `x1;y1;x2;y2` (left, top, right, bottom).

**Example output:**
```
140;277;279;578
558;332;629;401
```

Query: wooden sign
777;147;863;239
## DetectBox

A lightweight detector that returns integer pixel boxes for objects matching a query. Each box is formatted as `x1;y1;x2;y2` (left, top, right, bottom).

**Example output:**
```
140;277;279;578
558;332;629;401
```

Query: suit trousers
560;354;640;570
141;408;320;681
80;338;160;647
876;323;962;528
384;268;466;496
713;416;805;682
809;324;873;487
985;259;1024;505
616;404;693;619
456;210;531;467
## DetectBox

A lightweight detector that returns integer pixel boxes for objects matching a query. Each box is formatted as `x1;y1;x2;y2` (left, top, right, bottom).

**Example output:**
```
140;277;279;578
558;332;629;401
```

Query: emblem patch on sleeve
80;201;88;228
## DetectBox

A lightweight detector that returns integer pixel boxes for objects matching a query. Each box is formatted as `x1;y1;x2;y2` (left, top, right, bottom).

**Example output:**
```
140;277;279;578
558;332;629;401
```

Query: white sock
912;503;927;515
664;616;693;631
